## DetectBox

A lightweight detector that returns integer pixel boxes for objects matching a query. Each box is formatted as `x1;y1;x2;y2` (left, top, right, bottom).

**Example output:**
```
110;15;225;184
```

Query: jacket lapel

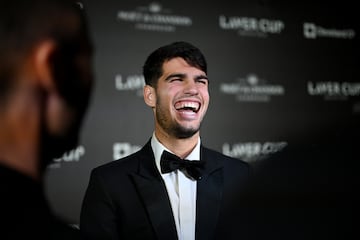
196;146;224;240
130;140;178;240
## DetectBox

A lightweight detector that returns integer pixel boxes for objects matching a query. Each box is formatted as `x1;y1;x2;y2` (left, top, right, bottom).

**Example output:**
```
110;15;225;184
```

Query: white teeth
175;102;200;111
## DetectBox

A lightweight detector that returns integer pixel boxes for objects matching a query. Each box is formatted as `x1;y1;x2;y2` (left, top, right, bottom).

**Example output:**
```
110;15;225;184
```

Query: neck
155;130;199;159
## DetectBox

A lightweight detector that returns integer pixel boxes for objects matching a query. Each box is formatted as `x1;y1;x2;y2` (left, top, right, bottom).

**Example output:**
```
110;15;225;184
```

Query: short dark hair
0;0;92;103
142;41;207;87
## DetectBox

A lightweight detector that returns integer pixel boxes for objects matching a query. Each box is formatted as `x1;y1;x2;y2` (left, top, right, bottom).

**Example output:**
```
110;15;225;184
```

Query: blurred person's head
0;0;93;179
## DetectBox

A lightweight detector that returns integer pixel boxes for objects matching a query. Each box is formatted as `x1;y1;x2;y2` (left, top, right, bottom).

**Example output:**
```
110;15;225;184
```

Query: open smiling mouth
174;101;200;113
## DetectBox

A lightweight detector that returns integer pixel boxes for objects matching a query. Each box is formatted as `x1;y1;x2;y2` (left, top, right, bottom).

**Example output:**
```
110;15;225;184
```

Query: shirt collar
151;132;201;175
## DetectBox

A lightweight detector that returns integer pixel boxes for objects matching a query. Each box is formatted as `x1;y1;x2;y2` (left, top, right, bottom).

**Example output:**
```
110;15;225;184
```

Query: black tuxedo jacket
80;139;250;240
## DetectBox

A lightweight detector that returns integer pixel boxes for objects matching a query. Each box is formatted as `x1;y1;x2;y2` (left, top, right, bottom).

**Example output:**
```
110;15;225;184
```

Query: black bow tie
160;150;205;180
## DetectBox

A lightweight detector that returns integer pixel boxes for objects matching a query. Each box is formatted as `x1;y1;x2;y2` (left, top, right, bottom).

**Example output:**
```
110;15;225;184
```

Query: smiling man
80;41;250;240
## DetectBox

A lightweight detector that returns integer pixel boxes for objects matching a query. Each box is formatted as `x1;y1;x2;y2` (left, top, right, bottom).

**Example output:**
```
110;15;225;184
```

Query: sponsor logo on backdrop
117;2;192;32
223;141;288;163
352;102;360;114
76;2;83;9
307;81;360;100
69;224;79;230
220;73;285;102
219;15;285;37
49;145;85;169
303;22;356;40
113;142;142;160
115;74;145;97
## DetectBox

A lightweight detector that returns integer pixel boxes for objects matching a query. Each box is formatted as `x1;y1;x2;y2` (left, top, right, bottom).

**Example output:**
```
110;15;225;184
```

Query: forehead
162;57;205;76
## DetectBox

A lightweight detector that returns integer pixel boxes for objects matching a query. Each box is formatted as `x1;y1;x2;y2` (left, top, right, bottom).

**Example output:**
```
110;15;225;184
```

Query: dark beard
38;124;80;172
158;113;201;139
38;104;83;173
171;124;199;139
37;84;90;173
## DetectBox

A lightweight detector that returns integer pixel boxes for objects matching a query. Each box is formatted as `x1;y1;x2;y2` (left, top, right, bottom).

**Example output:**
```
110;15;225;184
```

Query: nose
183;79;198;95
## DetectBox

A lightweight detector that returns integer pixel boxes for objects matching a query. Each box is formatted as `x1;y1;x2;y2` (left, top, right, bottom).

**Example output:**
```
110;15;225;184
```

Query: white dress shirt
151;133;200;240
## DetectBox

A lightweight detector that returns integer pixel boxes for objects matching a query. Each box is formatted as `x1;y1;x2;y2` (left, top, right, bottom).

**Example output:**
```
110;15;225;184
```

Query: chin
173;126;199;139
39;131;79;170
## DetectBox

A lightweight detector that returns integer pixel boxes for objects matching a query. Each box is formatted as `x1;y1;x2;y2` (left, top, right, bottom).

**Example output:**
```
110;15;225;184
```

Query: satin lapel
130;141;178;240
196;146;224;240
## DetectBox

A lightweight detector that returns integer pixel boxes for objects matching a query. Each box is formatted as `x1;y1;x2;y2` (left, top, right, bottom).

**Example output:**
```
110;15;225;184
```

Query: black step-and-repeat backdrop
45;1;359;225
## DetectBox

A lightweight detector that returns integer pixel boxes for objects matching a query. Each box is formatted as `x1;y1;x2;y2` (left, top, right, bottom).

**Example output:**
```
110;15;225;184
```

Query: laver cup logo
308;81;360;100
115;74;145;97
49;145;85;169
219;15;285;38
223;141;288;163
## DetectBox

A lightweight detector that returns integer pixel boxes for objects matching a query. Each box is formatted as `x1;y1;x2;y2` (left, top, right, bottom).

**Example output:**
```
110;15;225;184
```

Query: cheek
156;88;173;106
201;89;210;103
47;95;75;136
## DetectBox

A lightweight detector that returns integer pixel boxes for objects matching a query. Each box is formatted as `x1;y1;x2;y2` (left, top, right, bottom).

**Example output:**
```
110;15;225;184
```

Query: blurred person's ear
33;40;57;92
33;40;74;136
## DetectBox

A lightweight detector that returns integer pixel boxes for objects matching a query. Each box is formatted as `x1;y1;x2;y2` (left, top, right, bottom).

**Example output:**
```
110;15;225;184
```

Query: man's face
153;57;209;139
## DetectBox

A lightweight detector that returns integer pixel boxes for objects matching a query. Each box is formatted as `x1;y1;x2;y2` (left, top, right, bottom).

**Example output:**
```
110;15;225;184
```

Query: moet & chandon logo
220;73;285;102
117;2;192;32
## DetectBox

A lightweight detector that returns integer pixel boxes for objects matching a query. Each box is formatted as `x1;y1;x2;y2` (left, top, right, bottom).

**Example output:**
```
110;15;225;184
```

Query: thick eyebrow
165;73;186;81
164;73;208;81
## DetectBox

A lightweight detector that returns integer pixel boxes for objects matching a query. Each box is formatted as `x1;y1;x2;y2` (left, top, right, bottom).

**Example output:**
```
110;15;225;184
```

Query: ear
33;41;73;135
143;85;156;108
33;40;57;91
